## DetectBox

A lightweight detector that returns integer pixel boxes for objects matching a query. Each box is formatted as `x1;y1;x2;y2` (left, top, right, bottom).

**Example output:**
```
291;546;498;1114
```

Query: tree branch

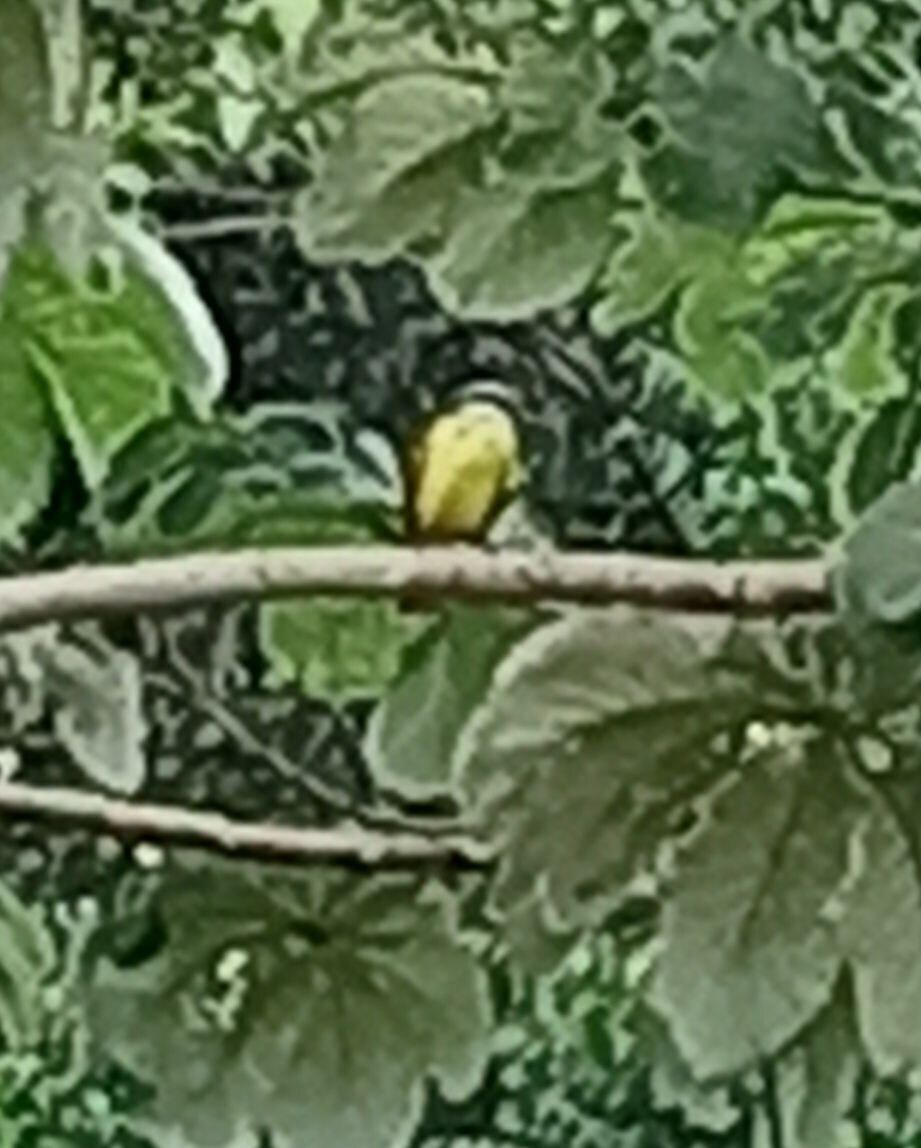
0;781;490;871
0;546;831;631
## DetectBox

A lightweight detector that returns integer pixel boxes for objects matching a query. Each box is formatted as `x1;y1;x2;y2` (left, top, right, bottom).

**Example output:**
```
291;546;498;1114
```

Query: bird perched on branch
403;381;524;545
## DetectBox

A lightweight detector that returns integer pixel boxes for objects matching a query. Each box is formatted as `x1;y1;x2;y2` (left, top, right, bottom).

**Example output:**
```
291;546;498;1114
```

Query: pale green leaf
88;865;491;1148
454;610;755;955
297;73;494;260
652;743;863;1080
431;177;616;321
39;625;147;794
836;481;921;625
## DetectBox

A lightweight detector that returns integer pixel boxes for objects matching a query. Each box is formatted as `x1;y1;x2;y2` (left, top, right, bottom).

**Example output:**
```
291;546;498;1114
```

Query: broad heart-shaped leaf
454;610;758;961
0;880;57;1050
0;314;56;543
835;481;921;625
36;624;146;794
5;236;223;490
296;73;495;262
365;605;539;800
429;174;617;322
87;863;491;1148
651;741;866;1081
644;35;827;231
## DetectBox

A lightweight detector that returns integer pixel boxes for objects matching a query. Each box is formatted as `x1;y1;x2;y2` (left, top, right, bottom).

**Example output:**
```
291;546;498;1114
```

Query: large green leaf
5;238;223;489
454;610;757;962
88;864;491;1148
652;742;864;1080
430;175;617;321
296;73;495;260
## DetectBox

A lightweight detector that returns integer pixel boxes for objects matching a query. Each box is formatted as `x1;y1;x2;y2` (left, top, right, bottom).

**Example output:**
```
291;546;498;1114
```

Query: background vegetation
6;0;921;1145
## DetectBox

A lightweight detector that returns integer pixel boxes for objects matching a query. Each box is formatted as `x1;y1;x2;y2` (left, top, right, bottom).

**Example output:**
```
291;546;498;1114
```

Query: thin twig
0;781;490;871
160;215;287;241
0;546;832;633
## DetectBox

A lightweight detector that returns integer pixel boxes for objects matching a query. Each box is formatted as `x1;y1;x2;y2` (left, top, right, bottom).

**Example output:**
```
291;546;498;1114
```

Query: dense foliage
7;1;921;1147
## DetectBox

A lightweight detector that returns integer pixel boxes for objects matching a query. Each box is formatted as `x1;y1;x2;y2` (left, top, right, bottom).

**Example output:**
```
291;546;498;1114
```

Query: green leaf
651;742;864;1080
296;73;495;261
454;610;756;960
88;864;491;1148
261;596;423;702
5;240;220;489
109;217;228;411
37;625;146;794
836;481;921;625
0;315;55;542
365;604;538;800
430;176;616;321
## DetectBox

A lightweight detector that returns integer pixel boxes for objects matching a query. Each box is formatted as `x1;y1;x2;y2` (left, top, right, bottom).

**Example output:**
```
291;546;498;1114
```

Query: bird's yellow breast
410;402;521;541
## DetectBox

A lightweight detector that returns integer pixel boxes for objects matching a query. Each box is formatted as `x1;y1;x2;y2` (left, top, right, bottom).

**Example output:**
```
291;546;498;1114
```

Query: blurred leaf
836;481;921;625
0;315;55;543
644;36;827;230
365;604;538;800
430;176;616;321
454;610;757;963
88;864;491;1148
296;73;495;260
38;624;147;794
652;742;864;1081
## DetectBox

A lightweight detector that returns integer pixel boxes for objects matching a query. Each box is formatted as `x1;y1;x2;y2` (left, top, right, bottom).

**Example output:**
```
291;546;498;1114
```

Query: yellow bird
404;384;524;544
